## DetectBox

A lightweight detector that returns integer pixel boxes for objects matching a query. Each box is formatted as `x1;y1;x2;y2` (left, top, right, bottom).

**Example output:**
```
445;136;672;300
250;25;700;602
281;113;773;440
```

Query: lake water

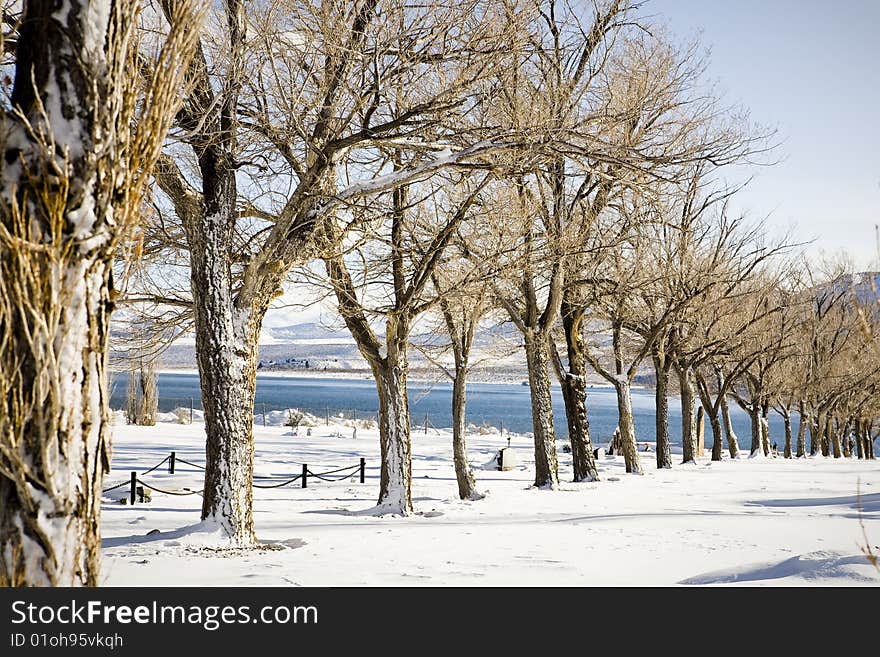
109;372;798;447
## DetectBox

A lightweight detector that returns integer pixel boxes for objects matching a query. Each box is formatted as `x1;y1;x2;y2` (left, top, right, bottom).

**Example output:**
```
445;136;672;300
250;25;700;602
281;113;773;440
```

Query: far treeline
1;0;877;587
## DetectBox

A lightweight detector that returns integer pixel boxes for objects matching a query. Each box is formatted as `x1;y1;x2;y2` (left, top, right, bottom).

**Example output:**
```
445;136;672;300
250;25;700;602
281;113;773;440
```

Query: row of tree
1;0;877;586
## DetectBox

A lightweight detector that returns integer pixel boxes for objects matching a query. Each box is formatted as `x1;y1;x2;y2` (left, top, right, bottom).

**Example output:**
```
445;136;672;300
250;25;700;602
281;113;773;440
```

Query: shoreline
109;367;643;390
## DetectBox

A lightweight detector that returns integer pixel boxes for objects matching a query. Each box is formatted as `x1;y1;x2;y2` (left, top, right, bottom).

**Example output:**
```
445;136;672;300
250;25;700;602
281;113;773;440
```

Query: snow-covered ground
100;413;880;586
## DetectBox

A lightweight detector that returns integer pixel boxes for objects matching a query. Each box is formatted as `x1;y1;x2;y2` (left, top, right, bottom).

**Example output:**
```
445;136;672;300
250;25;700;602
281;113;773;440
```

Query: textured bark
0;0;198;583
653;354;672;469
524;331;560;488
557;306;598;481
678;366;697;463
855;420;865;459
451;370;478;500
0;0;125;586
0;264;111;586
721;395;740;458
796;401;807;458
192;293;259;545
613;380;642;474
185;111;259;545
374;350;413;513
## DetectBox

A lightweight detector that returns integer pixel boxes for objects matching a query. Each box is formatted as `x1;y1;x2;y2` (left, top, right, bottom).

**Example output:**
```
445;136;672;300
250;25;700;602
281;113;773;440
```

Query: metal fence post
360;457;365;484
302;463;308;488
130;472;137;506
169;451;176;475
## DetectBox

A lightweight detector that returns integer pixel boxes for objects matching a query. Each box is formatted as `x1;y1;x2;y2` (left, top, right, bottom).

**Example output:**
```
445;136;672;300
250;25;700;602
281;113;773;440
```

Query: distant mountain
261;322;354;344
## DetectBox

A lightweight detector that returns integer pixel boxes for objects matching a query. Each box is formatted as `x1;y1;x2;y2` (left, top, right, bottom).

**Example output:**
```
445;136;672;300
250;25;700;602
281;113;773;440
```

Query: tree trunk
613;380;642;474
373;349;414;513
523;331;560;488
558;307;599;482
796;401;807;458
721;395;740;459
452;369;479;500
709;408;724;461
782;412;792;458
186;115;260;544
822;415;833;457
0;0;142;585
841;419;852;458
830;416;842;459
760;403;771;456
809;411;823;456
678;366;697;464
653;355;672;469
192;297;260;545
0;262;112;586
855;419;864;459
749;406;762;457
696;406;705;457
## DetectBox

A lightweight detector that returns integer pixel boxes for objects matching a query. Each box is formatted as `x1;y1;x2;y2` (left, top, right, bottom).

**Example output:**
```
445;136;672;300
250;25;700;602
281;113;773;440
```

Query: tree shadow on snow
679;551;878;585
745;492;880;517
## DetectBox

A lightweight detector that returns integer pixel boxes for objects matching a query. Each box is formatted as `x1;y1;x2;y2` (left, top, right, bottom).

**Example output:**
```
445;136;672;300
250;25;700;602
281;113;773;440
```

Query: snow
100;415;880;586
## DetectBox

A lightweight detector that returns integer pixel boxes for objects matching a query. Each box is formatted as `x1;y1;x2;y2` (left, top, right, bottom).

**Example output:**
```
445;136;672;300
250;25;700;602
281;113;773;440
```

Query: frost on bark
374;348;413;514
192;280;260;544
553;304;598;482
0;0;198;583
524;331;561;488
324;258;415;515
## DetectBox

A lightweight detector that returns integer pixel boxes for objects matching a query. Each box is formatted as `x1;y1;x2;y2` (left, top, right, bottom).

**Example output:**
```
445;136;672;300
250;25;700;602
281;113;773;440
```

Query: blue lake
109;372;797;447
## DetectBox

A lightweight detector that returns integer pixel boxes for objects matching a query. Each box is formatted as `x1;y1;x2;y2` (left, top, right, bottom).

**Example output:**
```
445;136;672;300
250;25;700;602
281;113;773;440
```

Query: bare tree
427;275;496;500
485;0;634;487
0;0;201;585
322;173;491;513
150;0;524;535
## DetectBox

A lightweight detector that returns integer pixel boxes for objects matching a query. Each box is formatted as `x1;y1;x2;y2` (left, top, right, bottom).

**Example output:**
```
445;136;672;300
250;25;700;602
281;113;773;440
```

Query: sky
654;0;880;268
265;0;880;329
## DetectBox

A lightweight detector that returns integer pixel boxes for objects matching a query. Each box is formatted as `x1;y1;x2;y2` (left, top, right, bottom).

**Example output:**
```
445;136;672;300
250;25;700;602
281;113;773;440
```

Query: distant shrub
285;409;305;428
